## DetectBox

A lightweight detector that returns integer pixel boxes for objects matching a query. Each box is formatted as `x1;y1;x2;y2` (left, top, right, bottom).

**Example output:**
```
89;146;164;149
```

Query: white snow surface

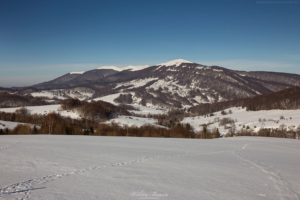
32;89;94;101
121;65;150;71
93;93;167;115
31;91;67;100
97;66;122;71
0;135;300;200
0;120;28;130
158;59;192;67
0;105;80;119
105;115;164;128
70;71;85;74
183;107;300;135
97;65;150;72
114;78;158;89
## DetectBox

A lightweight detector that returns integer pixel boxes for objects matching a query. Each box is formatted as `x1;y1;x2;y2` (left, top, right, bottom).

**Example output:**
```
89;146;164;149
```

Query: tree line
0;92;59;108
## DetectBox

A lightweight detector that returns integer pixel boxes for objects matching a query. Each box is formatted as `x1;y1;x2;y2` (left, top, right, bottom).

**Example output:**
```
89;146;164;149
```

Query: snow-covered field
0;105;80;120
31;92;66;100
31;90;94;101
0;136;299;200
0;120;28;130
106;115;165;128
183;107;300;135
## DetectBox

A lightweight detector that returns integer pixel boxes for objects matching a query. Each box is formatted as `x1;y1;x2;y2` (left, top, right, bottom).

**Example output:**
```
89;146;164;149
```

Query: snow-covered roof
158;59;192;67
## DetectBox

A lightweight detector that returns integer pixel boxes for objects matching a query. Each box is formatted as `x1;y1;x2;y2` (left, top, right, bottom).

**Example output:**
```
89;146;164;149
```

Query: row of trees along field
236;126;299;139
0;111;211;138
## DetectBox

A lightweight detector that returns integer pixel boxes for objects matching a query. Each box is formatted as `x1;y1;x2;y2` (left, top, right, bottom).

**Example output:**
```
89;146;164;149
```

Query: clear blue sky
1;0;299;87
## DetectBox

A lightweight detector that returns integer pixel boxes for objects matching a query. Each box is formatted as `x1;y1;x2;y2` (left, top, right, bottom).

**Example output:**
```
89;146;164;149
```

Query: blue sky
0;0;299;87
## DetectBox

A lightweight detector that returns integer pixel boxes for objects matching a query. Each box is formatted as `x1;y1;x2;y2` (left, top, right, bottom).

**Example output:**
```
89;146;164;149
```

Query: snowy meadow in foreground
0;136;300;200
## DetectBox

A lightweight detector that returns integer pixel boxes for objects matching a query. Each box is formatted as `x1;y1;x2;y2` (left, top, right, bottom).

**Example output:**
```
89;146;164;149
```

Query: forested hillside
189;87;300;115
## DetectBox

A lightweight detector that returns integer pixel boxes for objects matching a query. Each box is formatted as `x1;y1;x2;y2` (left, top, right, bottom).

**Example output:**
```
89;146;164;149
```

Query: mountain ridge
27;59;300;109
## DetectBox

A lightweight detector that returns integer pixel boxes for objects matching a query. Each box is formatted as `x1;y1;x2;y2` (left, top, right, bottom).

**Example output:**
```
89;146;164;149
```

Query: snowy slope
121;65;150;71
32;89;94;101
31;91;67;100
93;93;167;115
70;71;85;74
0;105;80;119
97;66;122;71
114;78;158;90
0;120;29;130
158;59;192;66
0;135;299;200
182;107;300;135
105;115;165;128
97;65;150;72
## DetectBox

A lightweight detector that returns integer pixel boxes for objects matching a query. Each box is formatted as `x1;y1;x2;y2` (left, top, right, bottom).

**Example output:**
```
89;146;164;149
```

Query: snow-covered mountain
158;59;192;66
33;68;119;89
98;65;150;71
30;59;300;108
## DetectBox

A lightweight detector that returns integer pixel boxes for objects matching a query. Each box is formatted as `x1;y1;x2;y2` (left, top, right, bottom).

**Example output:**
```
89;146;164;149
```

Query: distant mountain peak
70;71;85;74
158;59;192;67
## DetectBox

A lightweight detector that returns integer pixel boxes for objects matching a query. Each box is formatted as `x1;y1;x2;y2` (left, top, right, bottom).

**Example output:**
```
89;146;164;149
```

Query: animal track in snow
0;148;231;200
231;143;299;200
0;141;20;151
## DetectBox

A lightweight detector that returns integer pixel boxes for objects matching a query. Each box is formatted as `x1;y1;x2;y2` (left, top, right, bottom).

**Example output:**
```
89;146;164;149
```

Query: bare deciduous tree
278;124;286;133
228;123;236;137
44;112;58;134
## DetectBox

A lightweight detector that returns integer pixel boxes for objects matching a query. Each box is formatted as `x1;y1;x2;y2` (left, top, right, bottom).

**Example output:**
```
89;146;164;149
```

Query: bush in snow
221;110;227;115
278;124;287;132
113;93;133;104
213;117;220;123
228;124;236;137
219;117;235;126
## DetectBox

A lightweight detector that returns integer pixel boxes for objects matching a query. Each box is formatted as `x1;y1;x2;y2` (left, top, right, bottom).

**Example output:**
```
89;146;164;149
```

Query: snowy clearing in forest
183;107;300;135
93;93;167;115
0;105;80;120
0;120;28;130
105;115;165;128
0;136;299;200
31;92;67;100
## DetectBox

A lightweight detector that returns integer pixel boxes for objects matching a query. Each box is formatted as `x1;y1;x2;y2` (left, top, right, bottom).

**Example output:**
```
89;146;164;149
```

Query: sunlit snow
158;59;192;67
0;135;299;200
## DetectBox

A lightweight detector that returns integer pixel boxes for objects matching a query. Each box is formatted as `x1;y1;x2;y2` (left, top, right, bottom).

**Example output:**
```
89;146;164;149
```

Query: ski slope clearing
0;136;299;200
183;107;300;135
0;105;80;120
